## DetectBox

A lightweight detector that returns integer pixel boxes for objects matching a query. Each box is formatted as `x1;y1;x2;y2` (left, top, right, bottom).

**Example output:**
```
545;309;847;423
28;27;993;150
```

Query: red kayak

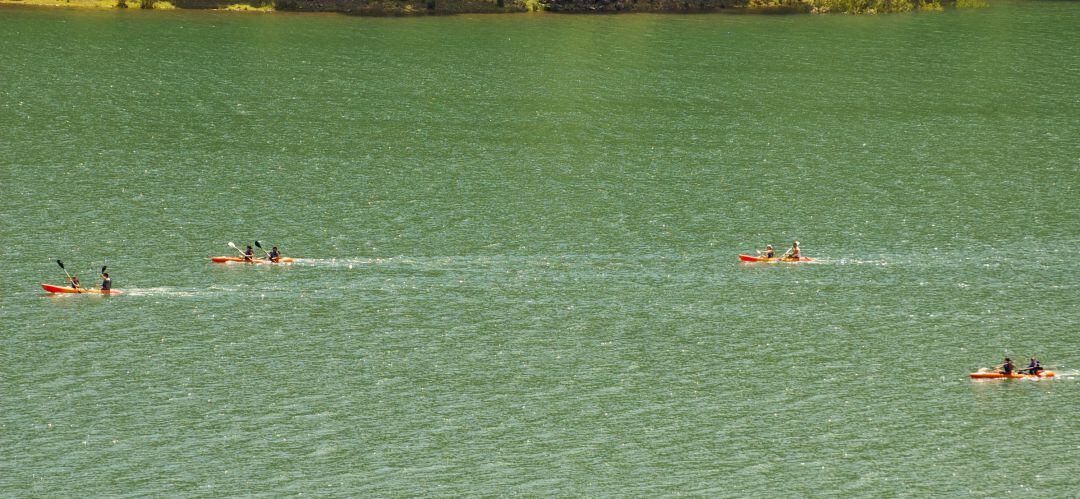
42;283;122;295
211;256;295;264
969;370;1054;380
739;254;814;263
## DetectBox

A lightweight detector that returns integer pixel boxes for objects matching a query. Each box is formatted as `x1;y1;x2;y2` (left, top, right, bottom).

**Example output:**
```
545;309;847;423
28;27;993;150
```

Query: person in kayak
244;245;255;262
999;357;1014;375
100;272;111;291
67;275;80;289
759;245;775;259
266;246;281;262
1020;357;1042;375
783;241;800;260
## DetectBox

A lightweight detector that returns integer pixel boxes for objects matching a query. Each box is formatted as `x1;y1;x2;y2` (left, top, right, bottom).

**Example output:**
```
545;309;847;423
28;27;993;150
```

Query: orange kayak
969;371;1054;379
210;256;295;264
739;254;814;263
42;283;122;295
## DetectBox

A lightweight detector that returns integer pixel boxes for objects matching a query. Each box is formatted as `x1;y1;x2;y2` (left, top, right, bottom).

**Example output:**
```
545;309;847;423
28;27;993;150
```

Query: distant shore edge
0;0;987;15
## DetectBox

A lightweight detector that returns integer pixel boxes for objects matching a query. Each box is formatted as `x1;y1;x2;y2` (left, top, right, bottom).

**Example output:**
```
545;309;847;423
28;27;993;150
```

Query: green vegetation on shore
0;0;987;15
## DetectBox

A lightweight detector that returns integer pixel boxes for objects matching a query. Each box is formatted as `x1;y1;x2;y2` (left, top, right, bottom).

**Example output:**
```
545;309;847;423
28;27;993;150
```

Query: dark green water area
1;2;1077;494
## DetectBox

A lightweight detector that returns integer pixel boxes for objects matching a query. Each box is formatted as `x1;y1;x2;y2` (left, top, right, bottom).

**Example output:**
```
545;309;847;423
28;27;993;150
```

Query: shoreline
0;0;983;15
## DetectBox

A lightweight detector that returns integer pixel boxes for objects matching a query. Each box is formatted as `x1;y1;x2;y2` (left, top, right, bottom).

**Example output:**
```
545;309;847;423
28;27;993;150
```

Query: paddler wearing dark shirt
1000;357;1014;375
267;246;281;262
100;272;111;291
244;245;254;262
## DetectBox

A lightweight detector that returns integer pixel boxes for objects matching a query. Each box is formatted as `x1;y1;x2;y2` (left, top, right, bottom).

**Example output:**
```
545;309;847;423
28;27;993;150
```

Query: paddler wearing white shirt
783;240;800;259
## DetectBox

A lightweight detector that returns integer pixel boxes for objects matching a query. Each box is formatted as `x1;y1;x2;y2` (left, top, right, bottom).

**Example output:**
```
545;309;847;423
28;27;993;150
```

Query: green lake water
1;2;1078;495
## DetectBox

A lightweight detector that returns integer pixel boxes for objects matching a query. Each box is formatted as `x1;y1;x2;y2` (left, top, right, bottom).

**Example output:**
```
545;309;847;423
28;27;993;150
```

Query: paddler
100;272;111;292
1021;357;1042;375
67;275;80;289
783;240;800;260
244;245;255;262
267;246;281;263
759;245;775;259
999;357;1014;375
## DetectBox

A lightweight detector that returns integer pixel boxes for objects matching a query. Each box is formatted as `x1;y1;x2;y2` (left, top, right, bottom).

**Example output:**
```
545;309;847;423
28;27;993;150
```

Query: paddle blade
228;241;238;249
101;266;107;274
56;259;65;269
254;240;263;249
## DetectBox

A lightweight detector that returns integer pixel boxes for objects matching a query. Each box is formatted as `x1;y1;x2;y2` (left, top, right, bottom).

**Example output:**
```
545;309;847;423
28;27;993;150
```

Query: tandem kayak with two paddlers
213;241;293;264
43;260;118;294
969;369;1054;380
210;256;296;264
738;254;814;263
41;283;122;295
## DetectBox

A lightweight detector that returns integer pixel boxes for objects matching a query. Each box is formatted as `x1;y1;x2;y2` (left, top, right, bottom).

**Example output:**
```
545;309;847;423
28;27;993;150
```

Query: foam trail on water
293;257;419;267
120;286;242;297
811;258;889;266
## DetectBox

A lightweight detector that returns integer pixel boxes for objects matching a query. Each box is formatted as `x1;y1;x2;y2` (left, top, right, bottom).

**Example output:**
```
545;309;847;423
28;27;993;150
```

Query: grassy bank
0;0;986;14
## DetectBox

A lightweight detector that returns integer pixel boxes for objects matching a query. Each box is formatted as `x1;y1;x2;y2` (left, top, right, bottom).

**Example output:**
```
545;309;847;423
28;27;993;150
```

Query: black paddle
56;259;81;293
254;240;273;258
